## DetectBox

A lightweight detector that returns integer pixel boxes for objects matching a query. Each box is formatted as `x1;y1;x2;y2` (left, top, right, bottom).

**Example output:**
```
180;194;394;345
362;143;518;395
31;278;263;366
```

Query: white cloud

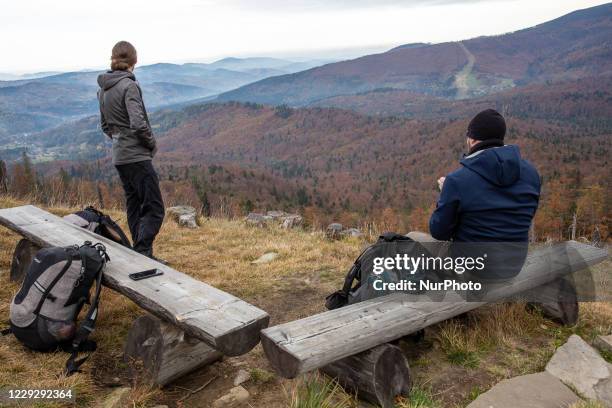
0;0;607;72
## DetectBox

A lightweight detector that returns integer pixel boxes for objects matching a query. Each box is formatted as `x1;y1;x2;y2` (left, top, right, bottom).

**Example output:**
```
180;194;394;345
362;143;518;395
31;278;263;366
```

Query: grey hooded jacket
97;70;157;165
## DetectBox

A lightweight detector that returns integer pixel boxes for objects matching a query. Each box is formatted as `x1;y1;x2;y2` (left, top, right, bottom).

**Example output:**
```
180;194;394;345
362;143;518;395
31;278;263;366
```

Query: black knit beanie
466;109;506;141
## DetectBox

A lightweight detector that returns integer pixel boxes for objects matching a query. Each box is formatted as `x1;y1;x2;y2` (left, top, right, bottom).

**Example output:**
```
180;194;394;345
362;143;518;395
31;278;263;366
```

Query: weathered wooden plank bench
260;241;608;407
0;205;270;384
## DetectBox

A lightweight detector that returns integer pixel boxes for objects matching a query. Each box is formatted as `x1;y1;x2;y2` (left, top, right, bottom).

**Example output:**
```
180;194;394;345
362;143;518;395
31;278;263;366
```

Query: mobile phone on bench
129;269;164;281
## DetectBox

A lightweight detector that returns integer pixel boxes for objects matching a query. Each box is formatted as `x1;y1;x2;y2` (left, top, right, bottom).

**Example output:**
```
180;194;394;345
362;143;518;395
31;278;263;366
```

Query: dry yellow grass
0;196;609;407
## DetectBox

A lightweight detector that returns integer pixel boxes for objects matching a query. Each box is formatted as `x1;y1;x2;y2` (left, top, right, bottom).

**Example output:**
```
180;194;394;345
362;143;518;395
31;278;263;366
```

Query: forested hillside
312;76;612;129
3;99;609;241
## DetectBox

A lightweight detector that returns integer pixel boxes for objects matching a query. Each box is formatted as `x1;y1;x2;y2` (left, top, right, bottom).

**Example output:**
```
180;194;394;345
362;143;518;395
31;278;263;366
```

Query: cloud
214;0;506;12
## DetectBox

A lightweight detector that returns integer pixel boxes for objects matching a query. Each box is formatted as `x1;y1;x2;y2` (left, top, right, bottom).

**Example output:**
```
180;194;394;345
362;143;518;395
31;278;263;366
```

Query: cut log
9;238;41;283
0;205;269;356
124;315;223;386
261;241;608;378
531;278;579;326
321;343;411;408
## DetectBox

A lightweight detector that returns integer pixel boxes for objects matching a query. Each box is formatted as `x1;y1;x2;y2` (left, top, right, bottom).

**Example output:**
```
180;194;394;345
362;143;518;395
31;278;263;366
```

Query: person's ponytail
110;41;137;71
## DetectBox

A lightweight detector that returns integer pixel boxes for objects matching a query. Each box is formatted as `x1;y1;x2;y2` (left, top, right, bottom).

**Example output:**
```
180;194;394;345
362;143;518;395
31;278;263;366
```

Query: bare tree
0;160;7;193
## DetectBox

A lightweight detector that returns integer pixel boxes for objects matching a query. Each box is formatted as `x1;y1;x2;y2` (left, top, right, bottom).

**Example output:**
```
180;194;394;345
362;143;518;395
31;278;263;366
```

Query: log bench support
529;277;579;326
321;343;411;408
124;315;223;386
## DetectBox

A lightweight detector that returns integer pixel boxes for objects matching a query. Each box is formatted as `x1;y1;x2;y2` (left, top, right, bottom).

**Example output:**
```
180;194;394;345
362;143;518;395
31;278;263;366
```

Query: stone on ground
326;223;343;239
466;372;579;408
212;386;250;408
251;252;278;264
545;334;612;404
594;335;612;354
99;387;131;408
281;214;303;229
245;212;273;227
233;369;251;386
245;211;302;229
167;206;198;228
341;227;363;238
266;210;288;219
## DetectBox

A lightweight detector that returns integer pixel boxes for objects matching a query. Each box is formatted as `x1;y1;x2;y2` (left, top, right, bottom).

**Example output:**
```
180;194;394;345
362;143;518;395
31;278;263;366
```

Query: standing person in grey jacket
97;41;165;259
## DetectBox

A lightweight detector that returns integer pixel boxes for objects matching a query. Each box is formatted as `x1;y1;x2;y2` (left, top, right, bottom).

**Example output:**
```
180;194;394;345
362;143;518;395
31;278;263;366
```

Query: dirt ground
0;197;610;407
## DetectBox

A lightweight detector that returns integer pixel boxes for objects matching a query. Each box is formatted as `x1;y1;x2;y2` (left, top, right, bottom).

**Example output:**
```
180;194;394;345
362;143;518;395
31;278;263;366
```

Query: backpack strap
100;215;132;248
33;247;77;316
65;243;109;376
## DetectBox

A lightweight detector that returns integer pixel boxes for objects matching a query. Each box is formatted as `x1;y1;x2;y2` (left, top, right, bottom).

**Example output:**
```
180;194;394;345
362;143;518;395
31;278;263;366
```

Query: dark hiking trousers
115;160;164;257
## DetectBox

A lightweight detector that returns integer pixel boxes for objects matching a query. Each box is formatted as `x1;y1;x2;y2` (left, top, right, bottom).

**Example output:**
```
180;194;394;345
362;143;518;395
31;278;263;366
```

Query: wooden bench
260;241;608;407
0;205;270;385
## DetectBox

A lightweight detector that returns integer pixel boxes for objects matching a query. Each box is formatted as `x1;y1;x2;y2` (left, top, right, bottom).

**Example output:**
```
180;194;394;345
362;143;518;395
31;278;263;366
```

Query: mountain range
0;57;329;140
217;3;612;106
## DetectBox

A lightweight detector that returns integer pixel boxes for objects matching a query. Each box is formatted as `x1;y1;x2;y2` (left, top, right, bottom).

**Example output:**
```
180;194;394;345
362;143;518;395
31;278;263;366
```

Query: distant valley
0;56;329;142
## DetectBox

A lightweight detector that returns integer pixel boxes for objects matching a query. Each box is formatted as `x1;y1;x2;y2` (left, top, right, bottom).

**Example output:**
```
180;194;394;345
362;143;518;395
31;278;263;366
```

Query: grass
0;195;609;407
396;386;441;408
599;349;612;363
250;368;275;384
287;374;354;408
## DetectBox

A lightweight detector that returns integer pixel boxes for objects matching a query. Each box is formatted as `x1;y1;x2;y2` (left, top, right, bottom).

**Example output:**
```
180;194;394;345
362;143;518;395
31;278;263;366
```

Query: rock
281;214;303;229
266;210;288;219
99;387;131;408
467;372;579;408
594;335;612;354
212;386;250;408
545;334;612;404
251;252;278;264
178;214;198;229
341;228;363;238
167;206;198;229
233;369;251;386
245;212;273;227
246;211;302;229
326;223;343;240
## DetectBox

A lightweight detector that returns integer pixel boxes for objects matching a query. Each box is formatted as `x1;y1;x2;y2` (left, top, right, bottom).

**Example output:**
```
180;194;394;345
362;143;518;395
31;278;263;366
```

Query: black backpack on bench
64;206;131;248
2;242;110;375
325;232;435;310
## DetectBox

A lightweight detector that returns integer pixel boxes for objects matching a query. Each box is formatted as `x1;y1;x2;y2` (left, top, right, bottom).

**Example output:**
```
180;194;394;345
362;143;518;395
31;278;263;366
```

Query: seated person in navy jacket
407;109;541;282
429;109;541;243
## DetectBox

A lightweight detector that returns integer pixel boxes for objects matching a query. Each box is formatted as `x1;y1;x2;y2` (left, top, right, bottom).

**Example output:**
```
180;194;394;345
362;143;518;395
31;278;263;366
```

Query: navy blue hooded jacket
429;145;540;242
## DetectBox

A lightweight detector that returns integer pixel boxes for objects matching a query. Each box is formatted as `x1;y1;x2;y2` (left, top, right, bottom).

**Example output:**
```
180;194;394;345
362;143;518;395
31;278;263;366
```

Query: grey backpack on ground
4;241;109;375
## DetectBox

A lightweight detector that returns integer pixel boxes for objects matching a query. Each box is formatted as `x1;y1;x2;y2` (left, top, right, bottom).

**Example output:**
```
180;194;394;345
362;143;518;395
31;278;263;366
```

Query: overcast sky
1;0;607;73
